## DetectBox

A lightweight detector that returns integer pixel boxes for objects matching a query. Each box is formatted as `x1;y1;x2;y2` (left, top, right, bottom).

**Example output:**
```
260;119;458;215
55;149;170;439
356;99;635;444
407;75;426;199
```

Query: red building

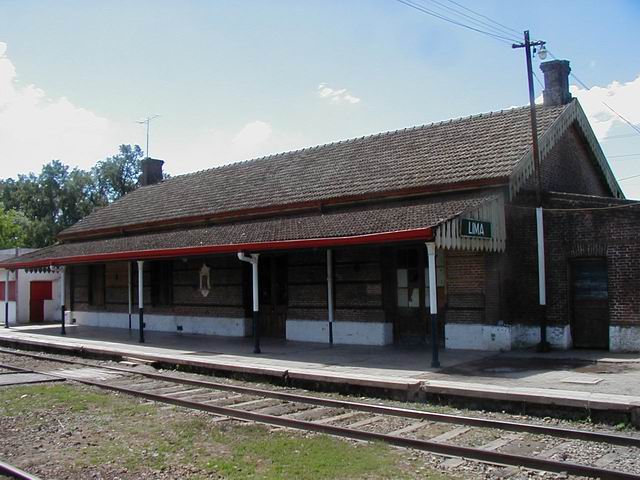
3;60;639;351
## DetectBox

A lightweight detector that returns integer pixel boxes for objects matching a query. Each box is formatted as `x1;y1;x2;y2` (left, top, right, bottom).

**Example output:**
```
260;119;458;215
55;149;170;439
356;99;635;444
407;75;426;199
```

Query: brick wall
444;250;486;324
506;192;640;328
69;255;245;318
287;247;385;323
536;125;611;196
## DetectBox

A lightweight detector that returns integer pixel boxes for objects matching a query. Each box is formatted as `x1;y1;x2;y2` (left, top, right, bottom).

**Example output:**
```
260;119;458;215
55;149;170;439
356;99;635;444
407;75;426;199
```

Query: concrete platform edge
1;334;639;418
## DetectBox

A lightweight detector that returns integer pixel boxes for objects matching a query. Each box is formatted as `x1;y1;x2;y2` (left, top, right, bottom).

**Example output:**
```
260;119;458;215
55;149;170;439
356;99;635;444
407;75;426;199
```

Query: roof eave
1;227;435;270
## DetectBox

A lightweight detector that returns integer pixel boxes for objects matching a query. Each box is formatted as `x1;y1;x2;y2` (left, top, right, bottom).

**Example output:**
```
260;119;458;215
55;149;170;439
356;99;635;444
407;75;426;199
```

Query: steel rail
1;348;639;448
0;460;42;480
2;361;639;479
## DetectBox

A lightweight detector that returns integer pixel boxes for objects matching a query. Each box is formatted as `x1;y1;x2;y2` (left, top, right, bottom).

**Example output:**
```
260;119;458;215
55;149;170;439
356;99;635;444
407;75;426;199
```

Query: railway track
1;347;639;479
0;459;41;480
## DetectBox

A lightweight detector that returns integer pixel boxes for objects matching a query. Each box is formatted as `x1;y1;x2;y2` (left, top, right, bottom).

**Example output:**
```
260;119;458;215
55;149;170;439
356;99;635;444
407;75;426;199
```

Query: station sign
460;218;492;239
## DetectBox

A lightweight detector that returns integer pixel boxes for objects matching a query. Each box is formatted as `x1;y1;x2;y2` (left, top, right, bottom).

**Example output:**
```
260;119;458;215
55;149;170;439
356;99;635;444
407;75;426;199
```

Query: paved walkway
1;324;639;413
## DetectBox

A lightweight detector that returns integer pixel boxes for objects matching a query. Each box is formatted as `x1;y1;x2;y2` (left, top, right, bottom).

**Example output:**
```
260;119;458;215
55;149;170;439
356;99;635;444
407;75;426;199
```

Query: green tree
0;144;145;247
0;204;29;249
92;144;144;202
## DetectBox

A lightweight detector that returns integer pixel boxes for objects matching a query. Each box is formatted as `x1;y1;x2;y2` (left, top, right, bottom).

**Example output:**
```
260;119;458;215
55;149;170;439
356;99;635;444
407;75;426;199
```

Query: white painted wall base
333;321;393;346
287;319;393;345
610;326;640;352
286;319;331;343
445;324;511;351
511;324;572;350
72;311;251;337
445;323;572;351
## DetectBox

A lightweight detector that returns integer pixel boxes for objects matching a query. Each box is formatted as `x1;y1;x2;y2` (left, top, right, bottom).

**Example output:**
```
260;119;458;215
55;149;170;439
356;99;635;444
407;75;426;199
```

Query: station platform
0;324;639;421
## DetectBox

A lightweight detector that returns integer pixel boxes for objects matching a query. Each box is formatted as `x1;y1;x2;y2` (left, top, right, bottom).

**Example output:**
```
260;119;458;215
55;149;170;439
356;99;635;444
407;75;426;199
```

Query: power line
419;0;521;42
546;49;640;138
509;201;640;211
532;71;545;90
443;0;521;36
609;153;640;159
601;132;640;141
619;173;640;182
394;0;518;44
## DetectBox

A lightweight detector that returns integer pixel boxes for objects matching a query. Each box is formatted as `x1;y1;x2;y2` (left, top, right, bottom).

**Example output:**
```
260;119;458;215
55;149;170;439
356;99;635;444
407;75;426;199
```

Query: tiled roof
60;103;569;238
2;194;493;268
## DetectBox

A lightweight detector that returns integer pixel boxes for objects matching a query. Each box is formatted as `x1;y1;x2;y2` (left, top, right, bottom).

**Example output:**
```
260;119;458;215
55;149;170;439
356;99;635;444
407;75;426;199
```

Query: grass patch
0;383;454;479
0;384;154;416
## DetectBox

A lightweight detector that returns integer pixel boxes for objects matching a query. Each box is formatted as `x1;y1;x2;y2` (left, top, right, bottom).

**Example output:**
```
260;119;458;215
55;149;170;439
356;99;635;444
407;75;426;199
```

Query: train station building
2;60;639;352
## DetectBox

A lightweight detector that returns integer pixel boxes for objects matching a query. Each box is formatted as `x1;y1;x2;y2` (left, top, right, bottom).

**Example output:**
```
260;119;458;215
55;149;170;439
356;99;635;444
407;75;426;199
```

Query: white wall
15;269;62;323
445;323;572;351
72;311;251;337
610;326;640;352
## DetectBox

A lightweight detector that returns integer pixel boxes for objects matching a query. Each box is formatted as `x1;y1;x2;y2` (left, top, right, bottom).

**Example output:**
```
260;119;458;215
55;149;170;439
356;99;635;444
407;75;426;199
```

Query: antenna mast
137;115;161;157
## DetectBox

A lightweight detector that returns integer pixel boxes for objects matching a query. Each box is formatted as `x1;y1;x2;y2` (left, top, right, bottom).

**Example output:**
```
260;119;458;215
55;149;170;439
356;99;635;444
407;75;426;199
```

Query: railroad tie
388;421;430;437
314;411;362;425
348;415;386;429
479;433;522;452
429;426;472;444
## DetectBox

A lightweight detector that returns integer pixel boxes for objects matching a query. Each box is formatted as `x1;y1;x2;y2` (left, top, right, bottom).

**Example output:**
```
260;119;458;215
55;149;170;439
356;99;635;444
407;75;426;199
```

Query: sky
0;0;639;198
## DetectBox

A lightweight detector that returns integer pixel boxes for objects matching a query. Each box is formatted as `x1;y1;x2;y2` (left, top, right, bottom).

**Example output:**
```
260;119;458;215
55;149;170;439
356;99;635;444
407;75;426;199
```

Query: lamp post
512;31;550;352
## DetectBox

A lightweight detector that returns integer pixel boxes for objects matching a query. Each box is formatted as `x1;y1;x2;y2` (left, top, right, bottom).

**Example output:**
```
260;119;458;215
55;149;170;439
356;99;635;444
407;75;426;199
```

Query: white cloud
317;83;361;104
0;42;136;176
570;74;640;139
0;42;301;178
157;120;306;174
232;120;272;149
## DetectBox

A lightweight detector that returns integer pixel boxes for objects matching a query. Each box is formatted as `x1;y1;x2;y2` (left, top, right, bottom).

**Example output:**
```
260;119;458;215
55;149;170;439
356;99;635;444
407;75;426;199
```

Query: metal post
127;262;132;330
513;31;549;352
238;252;260;354
426;242;440;368
251;256;260;354
327;249;334;345
4;270;9;329
536;207;547;347
59;266;66;335
137;260;145;343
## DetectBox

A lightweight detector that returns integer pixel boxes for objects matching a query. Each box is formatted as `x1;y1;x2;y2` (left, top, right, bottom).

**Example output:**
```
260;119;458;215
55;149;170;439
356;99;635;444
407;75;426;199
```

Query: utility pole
512;31;550;352
137;115;160;158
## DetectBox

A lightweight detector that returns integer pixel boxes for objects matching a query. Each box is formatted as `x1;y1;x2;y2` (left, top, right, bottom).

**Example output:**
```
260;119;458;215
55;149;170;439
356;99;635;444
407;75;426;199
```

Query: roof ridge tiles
155;103;541;186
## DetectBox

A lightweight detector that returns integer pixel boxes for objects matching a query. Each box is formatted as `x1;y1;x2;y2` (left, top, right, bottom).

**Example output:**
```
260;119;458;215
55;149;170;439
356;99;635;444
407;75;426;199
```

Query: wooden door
30;281;52;323
259;255;287;338
394;248;427;344
571;258;609;349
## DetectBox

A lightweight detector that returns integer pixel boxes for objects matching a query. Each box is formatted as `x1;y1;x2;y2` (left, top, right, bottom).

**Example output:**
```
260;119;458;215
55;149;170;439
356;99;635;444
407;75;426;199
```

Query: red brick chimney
540;60;572;106
140;158;164;186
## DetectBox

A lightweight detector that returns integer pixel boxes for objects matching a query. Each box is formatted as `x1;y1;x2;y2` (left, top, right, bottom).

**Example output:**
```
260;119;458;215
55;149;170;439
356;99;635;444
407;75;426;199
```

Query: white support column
127;262;132;330
536;206;548;349
137;260;145;343
426;242;440;368
59;266;66;335
327;249;334;344
4;270;9;329
238;252;260;353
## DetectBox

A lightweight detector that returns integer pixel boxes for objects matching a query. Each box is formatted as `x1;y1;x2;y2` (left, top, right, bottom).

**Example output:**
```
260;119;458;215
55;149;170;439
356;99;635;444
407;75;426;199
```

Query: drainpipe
426;242;440;368
127;262;132;331
59;266;66;335
4;270;9;329
137;260;145;343
238;252;260;354
327;249;335;345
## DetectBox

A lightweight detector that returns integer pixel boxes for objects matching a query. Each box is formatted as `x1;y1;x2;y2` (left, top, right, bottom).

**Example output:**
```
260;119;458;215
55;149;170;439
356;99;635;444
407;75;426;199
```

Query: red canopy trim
3;227;433;269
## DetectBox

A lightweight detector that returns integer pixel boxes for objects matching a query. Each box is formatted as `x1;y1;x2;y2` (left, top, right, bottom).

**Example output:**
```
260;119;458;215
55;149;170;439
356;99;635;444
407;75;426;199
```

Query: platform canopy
0;193;506;269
